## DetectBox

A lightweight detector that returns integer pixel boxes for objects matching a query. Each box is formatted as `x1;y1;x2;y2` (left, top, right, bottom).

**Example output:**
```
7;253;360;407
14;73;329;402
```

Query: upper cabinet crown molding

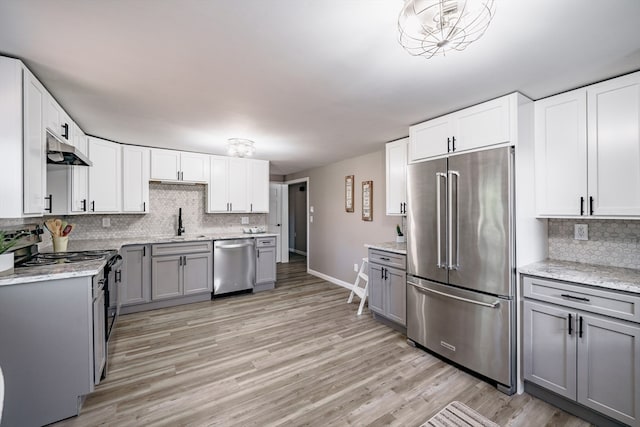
409;93;515;163
535;71;640;218
150;148;209;183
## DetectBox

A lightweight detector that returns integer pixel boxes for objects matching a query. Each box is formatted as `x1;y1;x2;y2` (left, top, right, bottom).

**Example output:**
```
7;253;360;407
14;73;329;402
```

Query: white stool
347;257;369;315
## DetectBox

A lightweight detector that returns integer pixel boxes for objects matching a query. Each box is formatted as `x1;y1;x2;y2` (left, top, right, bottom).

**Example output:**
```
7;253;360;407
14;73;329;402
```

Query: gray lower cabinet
368;249;406;327
255;236;277;291
151;241;213;301
523;275;640;426
121;244;151;306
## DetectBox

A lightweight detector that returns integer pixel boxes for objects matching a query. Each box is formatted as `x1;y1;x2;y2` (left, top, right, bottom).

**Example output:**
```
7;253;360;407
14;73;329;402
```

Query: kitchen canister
52;236;69;253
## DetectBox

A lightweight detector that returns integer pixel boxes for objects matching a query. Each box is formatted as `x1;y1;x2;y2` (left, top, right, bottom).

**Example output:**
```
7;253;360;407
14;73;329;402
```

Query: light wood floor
53;258;591;427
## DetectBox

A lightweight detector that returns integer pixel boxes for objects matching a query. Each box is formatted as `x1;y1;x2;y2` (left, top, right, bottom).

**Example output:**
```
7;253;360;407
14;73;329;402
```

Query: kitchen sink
170;235;208;241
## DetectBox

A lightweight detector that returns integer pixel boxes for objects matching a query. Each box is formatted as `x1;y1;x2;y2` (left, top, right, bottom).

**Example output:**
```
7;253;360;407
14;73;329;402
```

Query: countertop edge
364;242;407;255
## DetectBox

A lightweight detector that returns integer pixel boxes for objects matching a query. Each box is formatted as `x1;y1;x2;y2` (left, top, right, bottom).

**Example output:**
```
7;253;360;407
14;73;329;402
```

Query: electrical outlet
310;206;314;213
241;217;249;225
354;263;359;272
102;217;111;228
574;224;588;240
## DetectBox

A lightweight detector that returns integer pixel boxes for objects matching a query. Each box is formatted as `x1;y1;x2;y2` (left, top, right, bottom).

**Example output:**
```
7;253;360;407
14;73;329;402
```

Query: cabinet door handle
568;313;573;335
452;136;456;152
251;203;253;212
579;316;584;338
384;268;388;280
183;256;187;266
230;203;232;211
45;194;53;213
143;201;146;212
177;170;180;180
447;137;451;153
589;196;594;215
62;123;69;139
142;246;146;257
179;256;182;266
257;249;260;258
91;201;95;212
561;293;590;302
380;267;384;279
580;197;584;216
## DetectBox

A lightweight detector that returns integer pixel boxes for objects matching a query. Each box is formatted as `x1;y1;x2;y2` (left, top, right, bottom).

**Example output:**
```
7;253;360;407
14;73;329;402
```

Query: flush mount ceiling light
227;138;255;157
398;0;496;59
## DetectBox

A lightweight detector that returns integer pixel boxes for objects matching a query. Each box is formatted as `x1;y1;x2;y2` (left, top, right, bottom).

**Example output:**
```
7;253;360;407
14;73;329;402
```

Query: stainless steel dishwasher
213;238;256;295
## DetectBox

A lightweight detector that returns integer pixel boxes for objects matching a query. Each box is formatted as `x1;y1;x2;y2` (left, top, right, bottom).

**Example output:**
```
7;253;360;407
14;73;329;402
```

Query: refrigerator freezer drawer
407;278;513;387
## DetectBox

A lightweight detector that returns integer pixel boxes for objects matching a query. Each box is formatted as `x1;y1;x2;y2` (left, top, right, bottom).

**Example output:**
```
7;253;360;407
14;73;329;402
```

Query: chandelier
398;0;496;59
227;138;255;157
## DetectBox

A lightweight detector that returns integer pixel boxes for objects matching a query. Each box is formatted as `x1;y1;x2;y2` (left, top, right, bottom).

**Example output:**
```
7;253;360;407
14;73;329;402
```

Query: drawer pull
380;257;391;261
561;293;590;302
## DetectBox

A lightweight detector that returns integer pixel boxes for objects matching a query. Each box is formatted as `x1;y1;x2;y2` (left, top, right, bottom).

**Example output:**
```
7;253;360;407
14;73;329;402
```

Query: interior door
406;158;447;284
447;147;513;297
268;183;283;263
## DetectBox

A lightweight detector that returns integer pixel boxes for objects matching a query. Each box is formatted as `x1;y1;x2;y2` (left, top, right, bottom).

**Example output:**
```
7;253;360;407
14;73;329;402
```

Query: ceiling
1;1;639;175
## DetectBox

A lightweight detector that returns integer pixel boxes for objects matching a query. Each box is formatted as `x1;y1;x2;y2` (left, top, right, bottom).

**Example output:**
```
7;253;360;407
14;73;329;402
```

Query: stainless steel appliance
105;253;123;343
213;238;256;295
406;146;516;394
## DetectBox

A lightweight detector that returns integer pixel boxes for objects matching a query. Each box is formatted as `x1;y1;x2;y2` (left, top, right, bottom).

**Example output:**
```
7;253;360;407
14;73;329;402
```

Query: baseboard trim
308;268;353;291
289;249;307;256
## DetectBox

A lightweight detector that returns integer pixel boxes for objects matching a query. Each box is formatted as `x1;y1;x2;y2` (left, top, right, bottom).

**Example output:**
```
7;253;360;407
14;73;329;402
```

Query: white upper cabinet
150;148;209;183
0;58;49;218
71;125;89;213
88;137;122;213
409;116;453;161
535;88;588;216
247;159;270;213
409;94;513;163
210;157;248;212
122;145;150;213
534;71;640;218
180;152;209;182
208;156;269;213
386;138;408;216
23;67;48;216
587;72;640;217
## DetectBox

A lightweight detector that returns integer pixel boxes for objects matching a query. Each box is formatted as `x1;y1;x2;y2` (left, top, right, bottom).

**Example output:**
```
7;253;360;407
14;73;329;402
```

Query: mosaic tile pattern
548;219;640;269
0;183;266;242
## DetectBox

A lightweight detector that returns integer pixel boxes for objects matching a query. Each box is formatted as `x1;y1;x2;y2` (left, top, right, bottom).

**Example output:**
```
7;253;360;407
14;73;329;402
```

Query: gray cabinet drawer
255;237;276;247
369;249;406;270
151;241;213;256
523;275;640;323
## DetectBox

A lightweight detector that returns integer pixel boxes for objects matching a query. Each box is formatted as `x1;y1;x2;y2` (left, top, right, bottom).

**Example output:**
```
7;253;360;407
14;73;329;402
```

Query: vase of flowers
0;230;19;275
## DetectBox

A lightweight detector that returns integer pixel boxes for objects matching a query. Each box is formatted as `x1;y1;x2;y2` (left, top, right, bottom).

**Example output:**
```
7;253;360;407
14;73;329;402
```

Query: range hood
46;130;92;166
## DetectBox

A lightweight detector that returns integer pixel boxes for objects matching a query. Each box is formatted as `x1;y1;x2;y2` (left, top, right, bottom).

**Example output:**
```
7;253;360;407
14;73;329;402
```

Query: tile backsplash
548;219;640;269
0;183;266;241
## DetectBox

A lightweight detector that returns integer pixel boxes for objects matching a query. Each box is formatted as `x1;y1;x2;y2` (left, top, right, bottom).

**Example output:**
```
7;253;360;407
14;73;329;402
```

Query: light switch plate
574;224;588;240
241;217;249;225
102;217;111;228
310;215;314;223
310;206;314;213
354;263;359;272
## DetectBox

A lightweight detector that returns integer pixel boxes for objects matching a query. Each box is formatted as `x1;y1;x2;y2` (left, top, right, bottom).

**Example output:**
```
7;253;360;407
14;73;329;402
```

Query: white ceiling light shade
398;0;496;59
227;138;255;157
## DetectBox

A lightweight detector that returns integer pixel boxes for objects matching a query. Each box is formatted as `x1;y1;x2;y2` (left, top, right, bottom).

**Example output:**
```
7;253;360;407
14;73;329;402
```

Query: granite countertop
365;241;407;255
0;232;279;287
519;259;640;295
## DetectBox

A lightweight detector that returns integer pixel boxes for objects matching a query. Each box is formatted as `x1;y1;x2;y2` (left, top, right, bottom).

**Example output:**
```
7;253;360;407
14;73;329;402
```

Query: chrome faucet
178;207;185;236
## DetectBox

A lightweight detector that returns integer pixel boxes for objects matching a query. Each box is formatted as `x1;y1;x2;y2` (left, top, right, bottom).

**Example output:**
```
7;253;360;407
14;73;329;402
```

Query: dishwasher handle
215;242;254;249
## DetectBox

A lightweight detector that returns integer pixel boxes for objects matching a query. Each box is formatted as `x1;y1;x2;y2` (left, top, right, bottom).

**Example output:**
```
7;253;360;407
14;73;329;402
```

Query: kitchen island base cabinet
523;275;640;427
0;277;95;427
368;249;406;331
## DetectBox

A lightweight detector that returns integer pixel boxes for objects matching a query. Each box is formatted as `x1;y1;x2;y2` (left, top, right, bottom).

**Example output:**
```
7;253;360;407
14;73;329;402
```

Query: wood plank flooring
53;258;591;427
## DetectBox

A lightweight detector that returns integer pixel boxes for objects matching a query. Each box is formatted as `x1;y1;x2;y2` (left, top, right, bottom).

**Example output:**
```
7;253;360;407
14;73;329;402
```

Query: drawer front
255;237;276;247
523;275;640;323
369;249;406;270
152;241;213;256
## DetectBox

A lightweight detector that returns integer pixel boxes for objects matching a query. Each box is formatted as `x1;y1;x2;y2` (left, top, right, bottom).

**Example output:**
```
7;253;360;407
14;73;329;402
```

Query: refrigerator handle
448;170;460;270
408;281;500;308
436;172;447;269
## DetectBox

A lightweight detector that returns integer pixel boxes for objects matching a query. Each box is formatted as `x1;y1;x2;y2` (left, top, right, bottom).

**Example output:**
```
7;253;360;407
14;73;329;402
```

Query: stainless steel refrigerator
406;146;515;394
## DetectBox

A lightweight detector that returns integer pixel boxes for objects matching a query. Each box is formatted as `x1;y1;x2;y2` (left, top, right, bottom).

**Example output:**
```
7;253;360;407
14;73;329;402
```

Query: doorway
268;177;309;269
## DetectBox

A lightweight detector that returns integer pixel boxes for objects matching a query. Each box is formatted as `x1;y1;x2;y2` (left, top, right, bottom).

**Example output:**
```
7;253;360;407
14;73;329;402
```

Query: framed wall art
345;175;354;212
362;180;373;221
